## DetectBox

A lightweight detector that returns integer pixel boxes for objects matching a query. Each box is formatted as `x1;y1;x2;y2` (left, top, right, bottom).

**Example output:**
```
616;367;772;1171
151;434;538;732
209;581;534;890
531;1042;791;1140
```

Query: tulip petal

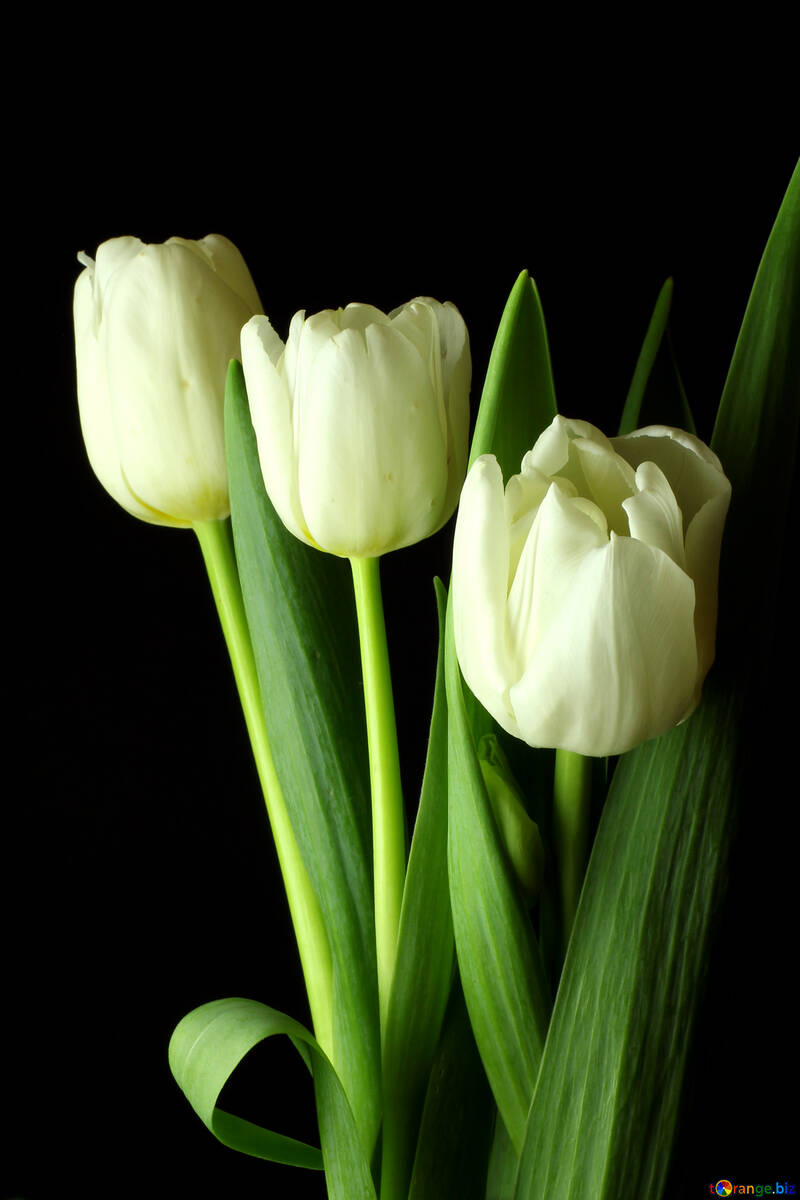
506;483;609;681
338;303;392;332
241;316;316;548
504;463;554;585
568;437;636;535
92;236;143;315
623;460;686;571
386;300;439;366
107;241;250;522
528;415;603;476
684;489;731;678
612;426;729;526
428;300;472;523
613;426;732;677
510;531;698;756
192;234;263;314
297;322;449;557
452;456;519;736
73;262;185;527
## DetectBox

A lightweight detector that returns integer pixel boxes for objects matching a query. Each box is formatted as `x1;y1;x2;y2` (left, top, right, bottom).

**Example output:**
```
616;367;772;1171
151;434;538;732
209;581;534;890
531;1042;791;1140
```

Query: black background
6;42;798;1200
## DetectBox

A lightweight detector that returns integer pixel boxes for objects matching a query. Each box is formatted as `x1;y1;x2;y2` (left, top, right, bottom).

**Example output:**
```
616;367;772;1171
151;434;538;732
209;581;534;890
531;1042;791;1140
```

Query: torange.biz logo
710;1184;795;1196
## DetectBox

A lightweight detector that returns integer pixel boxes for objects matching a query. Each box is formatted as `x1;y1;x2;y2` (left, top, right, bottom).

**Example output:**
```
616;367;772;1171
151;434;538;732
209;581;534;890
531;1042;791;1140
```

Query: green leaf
513;161;800;1200
169;998;376;1198
470;270;558;476
225;363;381;1154
408;978;495;1200
712;157;800;671
445;598;551;1154
444;268;557;1153
485;1114;520;1200
381;579;455;1200
617;278;695;436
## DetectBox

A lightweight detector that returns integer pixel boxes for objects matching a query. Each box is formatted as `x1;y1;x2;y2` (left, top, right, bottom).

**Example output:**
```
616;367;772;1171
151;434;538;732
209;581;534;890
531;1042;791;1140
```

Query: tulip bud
478;734;545;903
73;234;262;527
240;298;471;558
453;416;732;757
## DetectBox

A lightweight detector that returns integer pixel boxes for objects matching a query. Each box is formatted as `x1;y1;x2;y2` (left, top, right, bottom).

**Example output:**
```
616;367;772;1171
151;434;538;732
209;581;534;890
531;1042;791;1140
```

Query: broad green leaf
381;579;454;1200
712;157;800;669
617;278;696;436
446;598;551;1154
514;161;800;1200
446;269;557;1152
485;1114;520;1200
470;270;558;476
225;364;380;1154
169;998;376;1198
408;978;495;1200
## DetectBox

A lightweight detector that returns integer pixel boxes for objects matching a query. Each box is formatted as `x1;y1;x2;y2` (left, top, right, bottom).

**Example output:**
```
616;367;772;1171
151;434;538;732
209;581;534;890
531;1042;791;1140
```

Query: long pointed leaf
471;270;558;476
446;596;551;1153
408;977;495;1200
381;579;454;1198
225;364;380;1153
617;278;696;435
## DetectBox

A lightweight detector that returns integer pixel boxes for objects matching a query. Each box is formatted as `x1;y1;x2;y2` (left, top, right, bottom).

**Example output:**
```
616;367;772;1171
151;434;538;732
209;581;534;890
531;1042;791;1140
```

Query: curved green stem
194;519;334;1057
553;749;593;953
349;555;406;1042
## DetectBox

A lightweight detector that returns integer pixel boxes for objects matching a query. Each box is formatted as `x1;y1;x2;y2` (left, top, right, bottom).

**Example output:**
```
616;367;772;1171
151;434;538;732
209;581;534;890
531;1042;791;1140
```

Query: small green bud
478;734;545;903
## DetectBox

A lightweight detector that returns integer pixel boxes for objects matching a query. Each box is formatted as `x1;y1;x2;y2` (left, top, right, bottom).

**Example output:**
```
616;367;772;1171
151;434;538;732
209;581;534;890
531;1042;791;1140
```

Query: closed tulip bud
74;234;262;527
453;416;732;757
240;298;471;558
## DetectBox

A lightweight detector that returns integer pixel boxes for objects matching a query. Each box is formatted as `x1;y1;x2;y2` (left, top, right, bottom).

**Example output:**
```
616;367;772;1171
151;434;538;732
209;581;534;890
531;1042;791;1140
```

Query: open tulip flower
453;415;732;757
73;234;262;526
240;298;471;558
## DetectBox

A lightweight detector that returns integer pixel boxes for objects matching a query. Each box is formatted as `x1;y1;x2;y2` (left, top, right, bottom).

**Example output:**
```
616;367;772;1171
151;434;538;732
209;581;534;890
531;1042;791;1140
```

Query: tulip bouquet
73;163;798;1199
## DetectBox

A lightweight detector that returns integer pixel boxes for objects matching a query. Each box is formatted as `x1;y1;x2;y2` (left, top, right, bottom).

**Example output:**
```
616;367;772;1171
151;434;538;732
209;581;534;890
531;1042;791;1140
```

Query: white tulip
240;298;471;558
452;415;732;757
74;234;261;527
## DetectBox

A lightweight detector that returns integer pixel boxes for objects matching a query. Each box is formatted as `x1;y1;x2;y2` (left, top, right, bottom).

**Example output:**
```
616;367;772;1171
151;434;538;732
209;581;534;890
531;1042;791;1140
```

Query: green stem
553;749;592;953
349;555;406;1043
193;519;334;1057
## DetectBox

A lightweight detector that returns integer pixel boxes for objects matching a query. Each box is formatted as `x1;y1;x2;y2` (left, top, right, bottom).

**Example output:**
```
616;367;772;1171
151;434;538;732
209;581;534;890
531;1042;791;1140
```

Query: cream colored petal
387;297;471;526
506;483;609;681
93;236;143;299
510;533;698;755
569;437;636;535
430;300;471;523
281;309;307;397
623;460;687;570
452;456;519;736
240;316;315;547
387;299;439;362
528;415;609;477
527;415;571;475
194;234;263;314
612;425;730;525
107;240;247;522
297;323;448;556
73;263;183;527
338;302;392;332
504;462;553;585
425;300;470;401
292;309;345;434
613;425;731;678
